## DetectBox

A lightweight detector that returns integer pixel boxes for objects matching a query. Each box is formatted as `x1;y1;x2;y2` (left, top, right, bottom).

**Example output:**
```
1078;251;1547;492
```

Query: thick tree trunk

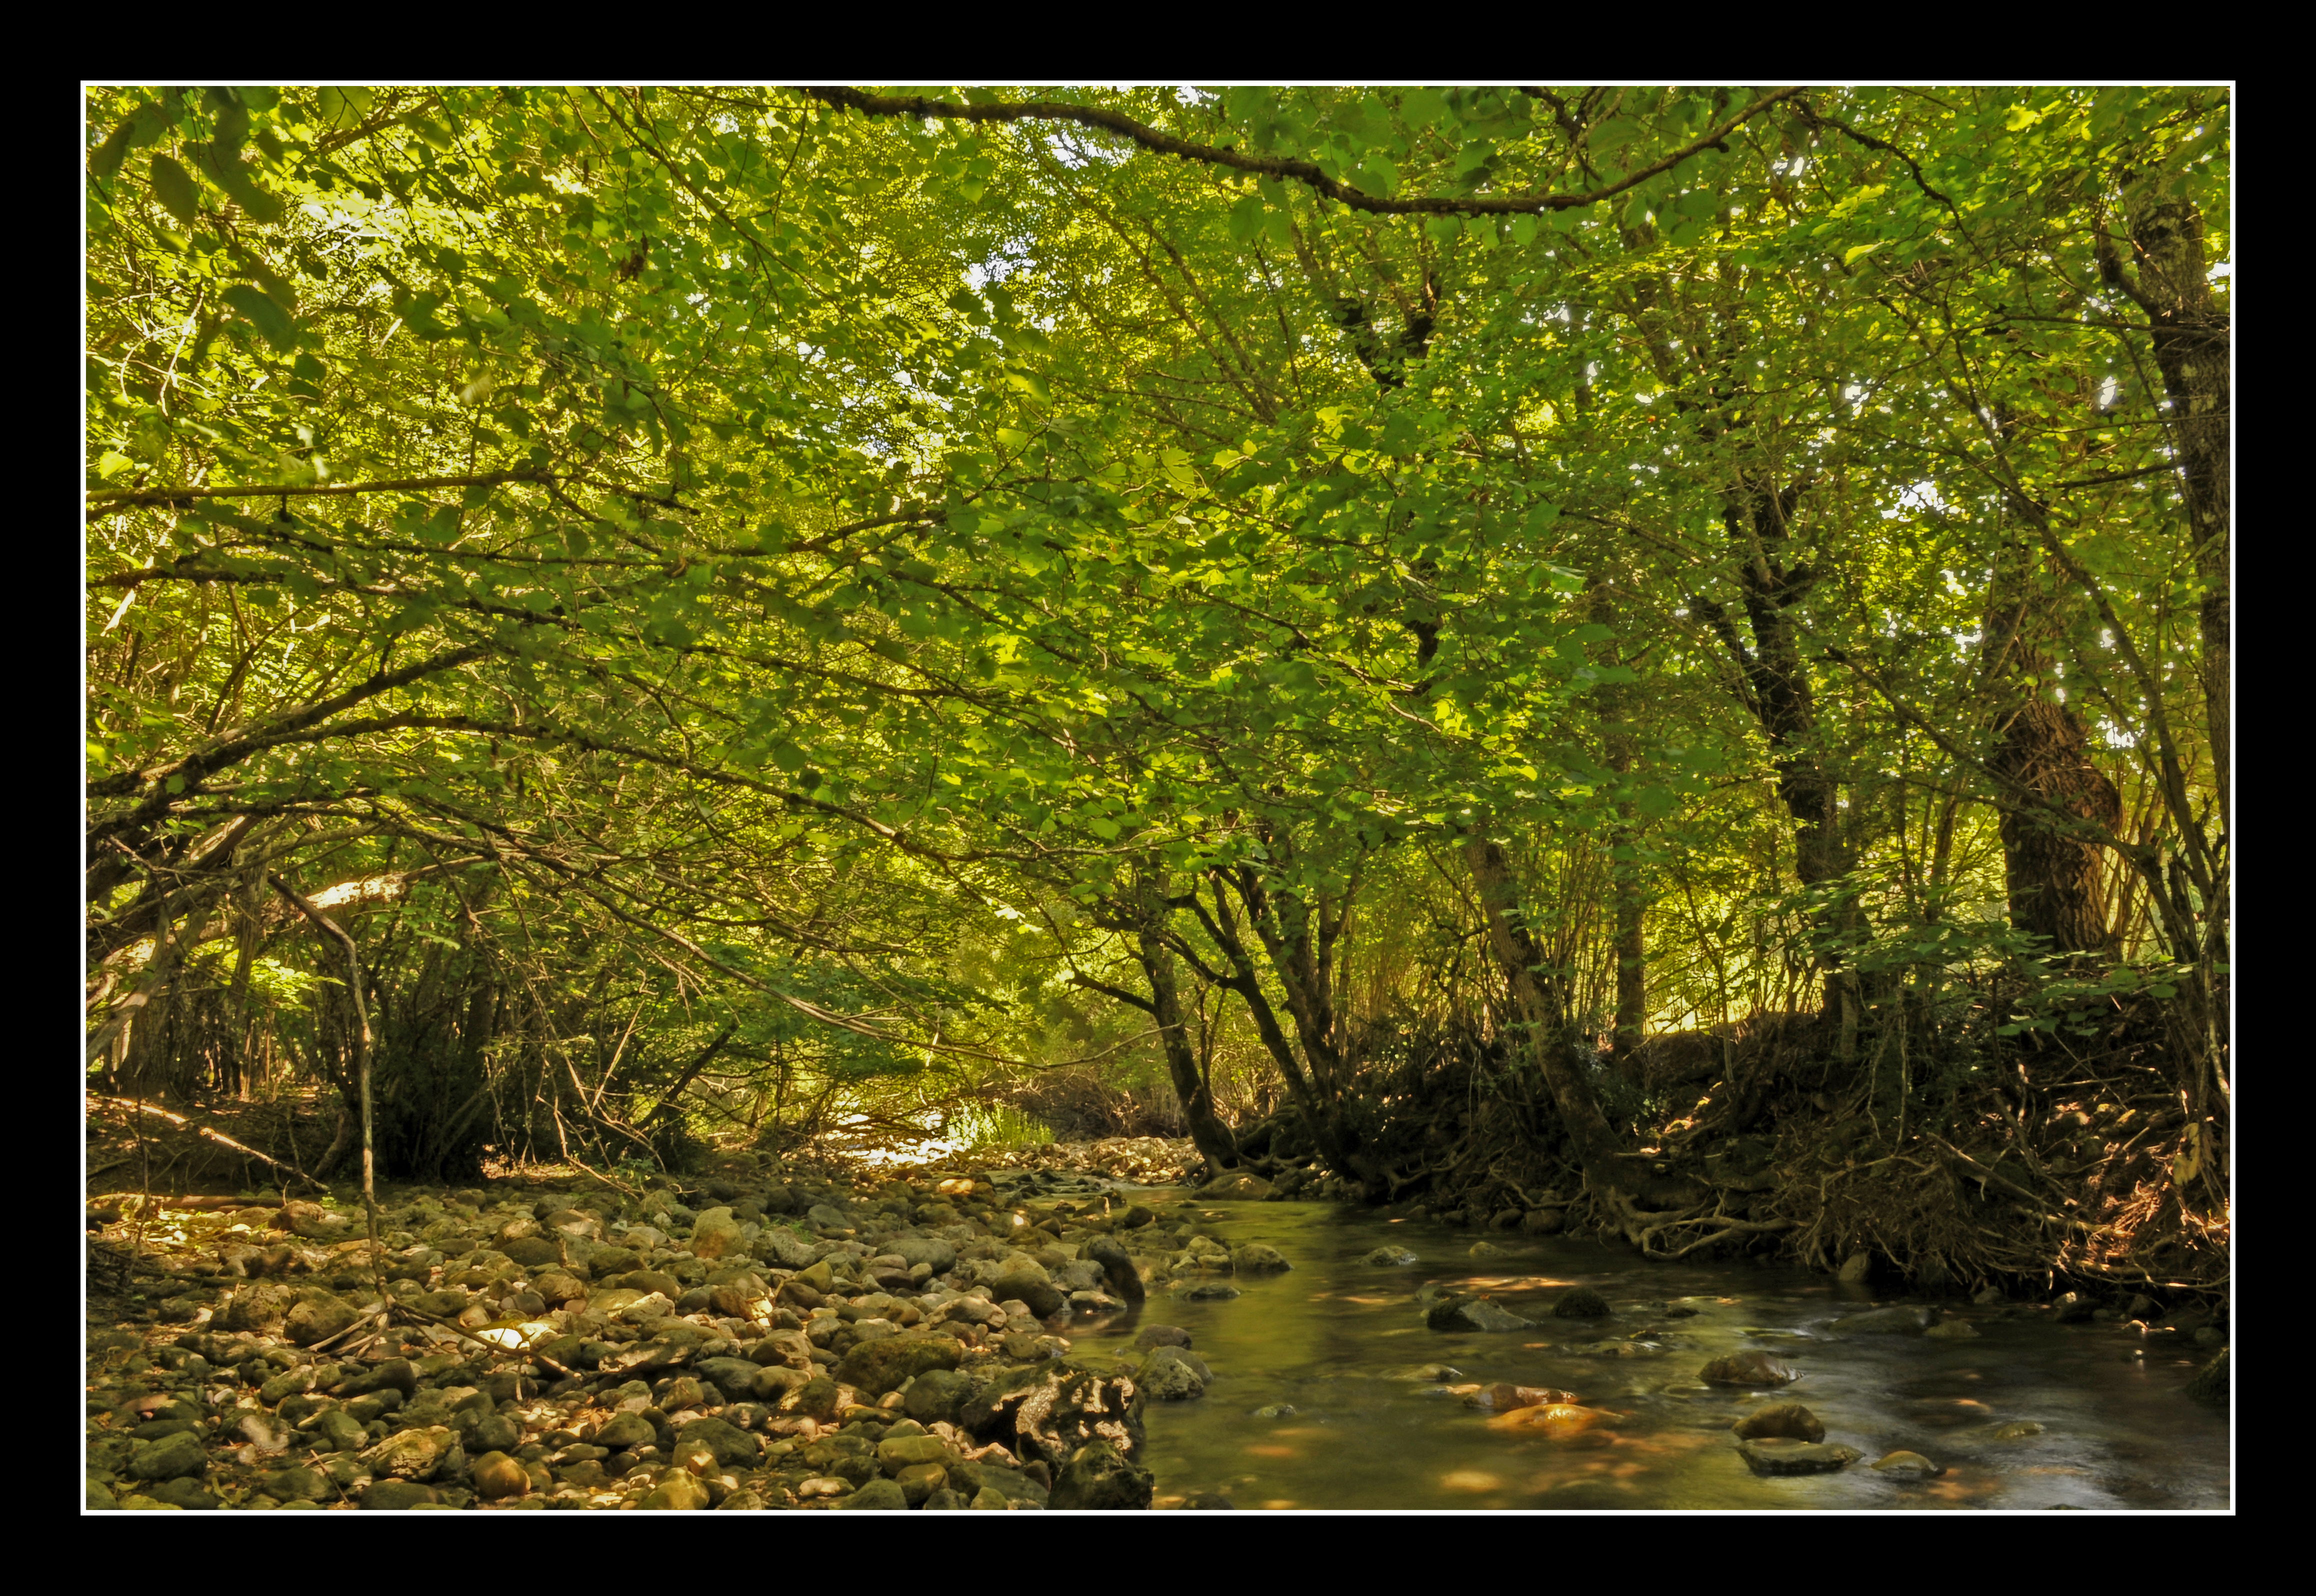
2114;199;2230;829
1982;538;2124;955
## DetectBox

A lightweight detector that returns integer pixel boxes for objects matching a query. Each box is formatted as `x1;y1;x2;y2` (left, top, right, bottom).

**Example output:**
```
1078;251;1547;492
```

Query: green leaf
149;153;200;226
222;284;298;351
1843;242;1883;266
90;118;139;181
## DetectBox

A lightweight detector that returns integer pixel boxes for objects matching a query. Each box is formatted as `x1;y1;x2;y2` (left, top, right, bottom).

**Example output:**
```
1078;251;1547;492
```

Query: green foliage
82;86;2230;1168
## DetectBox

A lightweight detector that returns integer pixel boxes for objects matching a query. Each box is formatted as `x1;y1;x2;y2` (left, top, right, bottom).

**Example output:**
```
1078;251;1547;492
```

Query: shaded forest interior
86;84;2229;1300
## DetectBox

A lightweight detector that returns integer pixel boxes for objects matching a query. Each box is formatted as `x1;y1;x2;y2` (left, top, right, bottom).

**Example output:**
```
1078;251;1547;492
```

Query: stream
1066;1194;2230;1510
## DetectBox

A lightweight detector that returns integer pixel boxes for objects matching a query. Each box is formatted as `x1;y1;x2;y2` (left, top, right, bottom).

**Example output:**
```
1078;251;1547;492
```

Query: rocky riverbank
84;1156;1274;1511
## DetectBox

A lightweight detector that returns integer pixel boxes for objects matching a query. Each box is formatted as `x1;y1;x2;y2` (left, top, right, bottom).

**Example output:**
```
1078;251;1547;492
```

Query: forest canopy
83;85;2228;1278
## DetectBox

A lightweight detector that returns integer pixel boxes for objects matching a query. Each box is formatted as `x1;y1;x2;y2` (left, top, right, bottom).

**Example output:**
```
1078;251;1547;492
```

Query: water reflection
1066;1194;2230;1511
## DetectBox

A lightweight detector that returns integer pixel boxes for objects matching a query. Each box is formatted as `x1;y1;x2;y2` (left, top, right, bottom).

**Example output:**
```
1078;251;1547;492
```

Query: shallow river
1064;1194;2230;1511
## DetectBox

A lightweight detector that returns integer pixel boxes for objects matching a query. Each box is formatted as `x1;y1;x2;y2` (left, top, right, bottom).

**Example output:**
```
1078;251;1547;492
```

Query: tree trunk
2110;198;2230;829
1462;832;1645;1224
1132;890;1240;1176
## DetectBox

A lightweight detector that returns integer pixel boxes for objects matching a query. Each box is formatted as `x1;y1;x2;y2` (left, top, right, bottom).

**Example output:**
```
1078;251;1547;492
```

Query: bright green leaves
148;152;200;226
221;284;297;351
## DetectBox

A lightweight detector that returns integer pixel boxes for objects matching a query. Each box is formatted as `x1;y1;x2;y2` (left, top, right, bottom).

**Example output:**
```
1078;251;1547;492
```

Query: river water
1064;1194;2230;1512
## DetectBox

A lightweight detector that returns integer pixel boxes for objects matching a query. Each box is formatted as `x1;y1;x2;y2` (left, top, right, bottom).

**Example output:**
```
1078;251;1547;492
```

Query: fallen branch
94;1096;326;1191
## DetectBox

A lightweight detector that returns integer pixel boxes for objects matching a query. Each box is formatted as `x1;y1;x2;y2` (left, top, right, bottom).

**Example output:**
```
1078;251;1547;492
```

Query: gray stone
362;1426;454;1482
888;1236;958;1274
1871;1450;1944;1478
1200;1172;1274;1200
1180;1283;1240;1302
1362;1246;1418;1266
690;1206;744;1260
758;1227;820;1268
1132;1324;1192;1351
1738;1438;1861;1475
806;1204;852;1232
990;1257;1066;1320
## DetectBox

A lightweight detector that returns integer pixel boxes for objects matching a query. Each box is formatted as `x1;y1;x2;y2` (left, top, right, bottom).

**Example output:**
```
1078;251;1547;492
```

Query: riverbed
1074;1194;2230;1511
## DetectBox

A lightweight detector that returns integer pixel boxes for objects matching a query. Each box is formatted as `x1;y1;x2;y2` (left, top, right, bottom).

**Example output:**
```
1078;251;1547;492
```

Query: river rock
502;1236;560;1268
690;1206;744;1260
1990;1420;2045;1440
640;1470;712;1510
1426;1296;1534;1332
336;1358;418;1400
1832;1305;1933;1335
960;1362;1144;1468
750;1328;815;1369
2186;1348;2228;1405
990;1258;1066;1320
2052;1291;2096;1323
1202;1172;1274;1200
674;1416;759;1466
1872;1450;1944;1478
128;1430;208;1482
589;1246;644;1278
1084;1236;1146;1300
806;1204;852;1232
1050;1438;1154;1509
1552;1286;1611;1318
471;1450;530;1500
258;1464;333;1502
836;1334;964;1395
1924;1318;1980;1340
1468;1241;1507;1258
1700;1352;1800;1386
758;1226;820;1268
284;1292;362;1347
360;1480;441;1510
364;1426;455;1482
1520;1208;1565;1234
1739;1438;1861;1475
888;1236;958;1274
1464;1382;1576;1412
1232;1243;1290;1274
1181;1282;1240;1302
594;1412;658;1450
832;1478;908;1510
902;1367;970;1425
1838;1251;1874;1283
1140;1346;1207;1400
1364;1246;1419;1266
1730;1402;1824;1442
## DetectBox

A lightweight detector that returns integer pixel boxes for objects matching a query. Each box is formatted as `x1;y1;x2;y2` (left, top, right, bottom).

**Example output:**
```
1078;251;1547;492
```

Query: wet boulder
1426;1296;1534;1332
1730;1402;1824;1442
958;1361;1145;1468
1364;1246;1419;1266
1552;1287;1612;1319
1140;1346;1208;1401
1050;1438;1154;1509
1831;1305;1933;1336
1738;1438;1861;1475
1200;1172;1274;1200
1084;1236;1146;1301
1232;1243;1291;1274
1699;1352;1800;1386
